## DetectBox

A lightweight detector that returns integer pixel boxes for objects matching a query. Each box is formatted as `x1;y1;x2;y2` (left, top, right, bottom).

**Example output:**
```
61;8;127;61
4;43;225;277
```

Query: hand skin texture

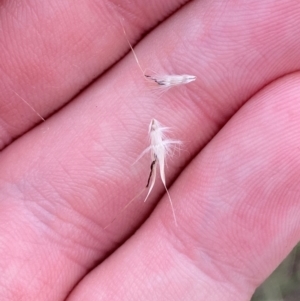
0;0;300;300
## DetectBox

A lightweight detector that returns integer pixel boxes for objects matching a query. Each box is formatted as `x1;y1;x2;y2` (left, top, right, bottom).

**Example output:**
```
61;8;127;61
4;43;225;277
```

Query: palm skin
0;1;300;300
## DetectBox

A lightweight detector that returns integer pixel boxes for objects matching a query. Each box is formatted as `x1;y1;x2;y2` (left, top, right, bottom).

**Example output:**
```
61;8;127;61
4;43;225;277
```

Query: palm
1;1;300;300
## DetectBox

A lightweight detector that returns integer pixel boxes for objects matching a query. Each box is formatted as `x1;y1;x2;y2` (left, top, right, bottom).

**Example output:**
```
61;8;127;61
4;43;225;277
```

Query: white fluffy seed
143;119;182;226
122;26;196;89
145;74;196;87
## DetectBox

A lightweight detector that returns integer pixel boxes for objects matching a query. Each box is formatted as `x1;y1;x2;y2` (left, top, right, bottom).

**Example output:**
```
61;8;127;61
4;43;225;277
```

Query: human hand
1;1;300;300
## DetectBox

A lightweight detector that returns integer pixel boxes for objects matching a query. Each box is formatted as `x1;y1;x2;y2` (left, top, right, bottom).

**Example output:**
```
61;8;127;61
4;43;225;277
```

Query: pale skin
0;1;300;300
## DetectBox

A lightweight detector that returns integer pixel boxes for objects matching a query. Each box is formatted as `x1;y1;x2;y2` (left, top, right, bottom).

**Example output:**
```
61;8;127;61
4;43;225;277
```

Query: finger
66;74;300;301
1;0;300;300
0;0;188;149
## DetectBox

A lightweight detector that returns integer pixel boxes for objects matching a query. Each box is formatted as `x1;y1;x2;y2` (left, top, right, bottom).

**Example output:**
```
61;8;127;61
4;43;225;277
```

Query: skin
0;0;300;300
